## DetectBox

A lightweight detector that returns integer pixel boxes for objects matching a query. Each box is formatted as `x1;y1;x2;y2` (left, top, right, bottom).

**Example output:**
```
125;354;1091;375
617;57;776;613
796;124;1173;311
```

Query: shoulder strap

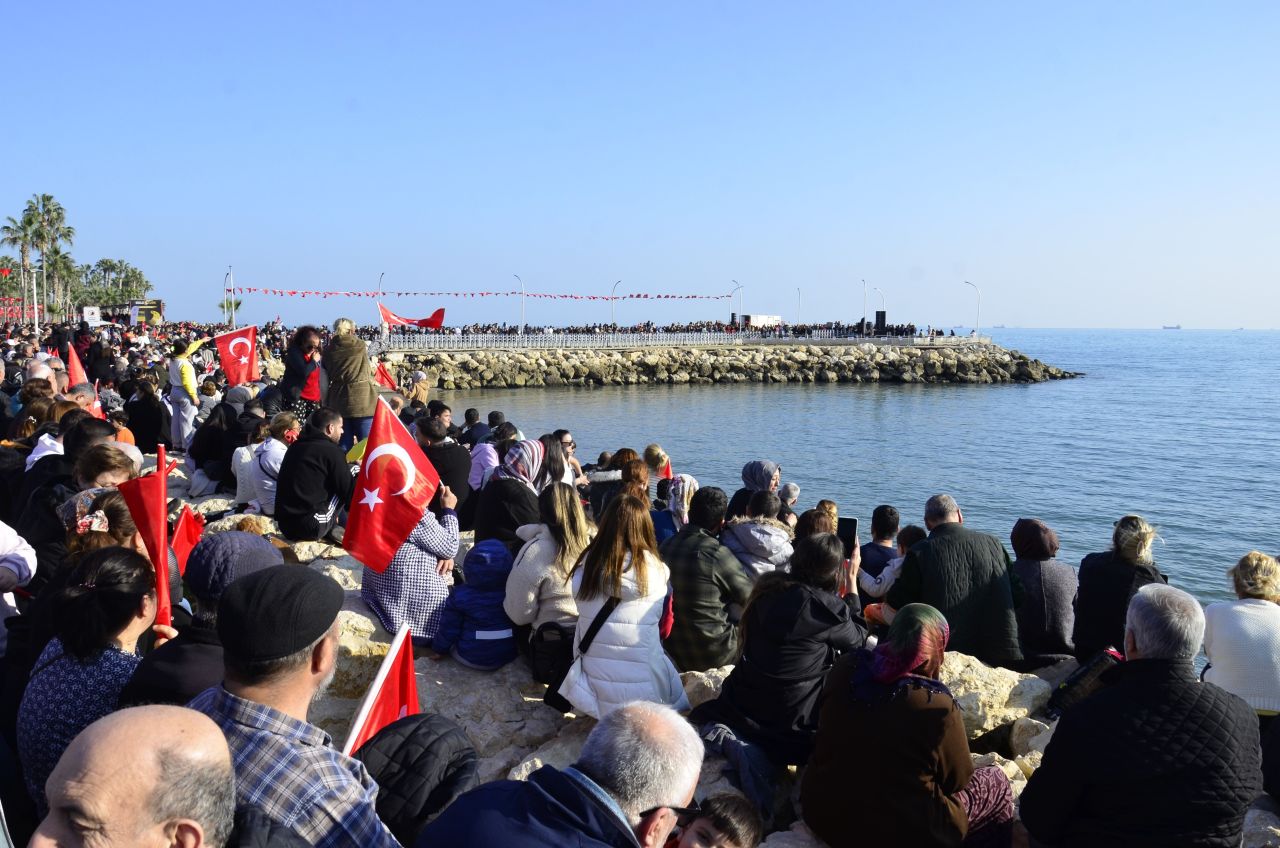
577;596;621;656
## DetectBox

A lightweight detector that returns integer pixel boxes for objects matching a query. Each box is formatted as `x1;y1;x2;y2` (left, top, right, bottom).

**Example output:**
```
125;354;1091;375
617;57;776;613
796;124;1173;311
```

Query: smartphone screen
836;516;859;558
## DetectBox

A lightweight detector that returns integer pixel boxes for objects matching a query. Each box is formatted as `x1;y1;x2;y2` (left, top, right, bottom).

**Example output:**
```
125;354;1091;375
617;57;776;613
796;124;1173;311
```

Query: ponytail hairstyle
572;494;657;601
538;482;592;576
54;546;154;660
11;397;53;439
619;459;649;501
1112;515;1158;565
67;490;139;561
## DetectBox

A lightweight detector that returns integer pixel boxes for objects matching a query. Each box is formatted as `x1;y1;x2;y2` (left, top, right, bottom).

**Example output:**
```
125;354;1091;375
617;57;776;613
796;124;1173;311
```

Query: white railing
366;330;991;354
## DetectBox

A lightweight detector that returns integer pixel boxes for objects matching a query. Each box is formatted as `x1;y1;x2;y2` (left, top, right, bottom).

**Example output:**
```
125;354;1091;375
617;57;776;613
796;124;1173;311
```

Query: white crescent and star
228;336;252;366
365;442;416;496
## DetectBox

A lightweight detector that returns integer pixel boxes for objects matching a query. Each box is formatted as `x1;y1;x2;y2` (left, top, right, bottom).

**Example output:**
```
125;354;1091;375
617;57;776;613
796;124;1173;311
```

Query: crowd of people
363;319;941;339
0;316;1274;847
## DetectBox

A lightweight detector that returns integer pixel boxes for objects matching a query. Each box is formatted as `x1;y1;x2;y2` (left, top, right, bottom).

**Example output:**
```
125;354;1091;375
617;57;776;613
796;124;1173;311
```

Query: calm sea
434;329;1280;606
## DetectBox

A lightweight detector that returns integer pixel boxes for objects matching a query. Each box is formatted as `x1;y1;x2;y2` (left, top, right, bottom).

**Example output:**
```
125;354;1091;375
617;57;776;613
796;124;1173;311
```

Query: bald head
24;359;54;383
33;706;235;848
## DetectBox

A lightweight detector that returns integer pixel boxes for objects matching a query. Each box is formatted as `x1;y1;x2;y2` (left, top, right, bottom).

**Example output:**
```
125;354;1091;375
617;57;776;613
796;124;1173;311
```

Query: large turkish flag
343;400;440;573
214;326;261;386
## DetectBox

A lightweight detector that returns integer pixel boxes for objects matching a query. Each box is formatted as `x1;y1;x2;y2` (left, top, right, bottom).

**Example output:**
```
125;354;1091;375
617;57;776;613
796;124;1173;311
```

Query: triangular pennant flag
374;361;398;391
117;446;174;626
65;344;89;387
171;504;205;576
342;623;419;755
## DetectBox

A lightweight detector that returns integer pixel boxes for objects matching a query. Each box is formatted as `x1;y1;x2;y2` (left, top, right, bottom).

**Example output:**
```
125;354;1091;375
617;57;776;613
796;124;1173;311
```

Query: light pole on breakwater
610;280;623;327
963;280;981;337
513;274;525;335
225;267;236;328
862;279;867;337
730;281;743;326
796;288;801;326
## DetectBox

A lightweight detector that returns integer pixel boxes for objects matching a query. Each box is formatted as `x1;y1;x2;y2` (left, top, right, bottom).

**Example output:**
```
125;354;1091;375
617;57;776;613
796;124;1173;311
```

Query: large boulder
1244;805;1280;848
681;666;733;709
940;653;1052;738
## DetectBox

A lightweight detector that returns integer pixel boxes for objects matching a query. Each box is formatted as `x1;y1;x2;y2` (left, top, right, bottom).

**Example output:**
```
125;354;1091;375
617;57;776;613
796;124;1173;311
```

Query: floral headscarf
667;474;699;528
867;603;950;684
57;487;114;532
469;443;499;490
493;439;545;492
740;460;780;492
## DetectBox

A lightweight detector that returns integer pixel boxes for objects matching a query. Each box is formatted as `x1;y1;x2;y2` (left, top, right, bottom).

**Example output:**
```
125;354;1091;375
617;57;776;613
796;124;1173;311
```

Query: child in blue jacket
430;539;518;670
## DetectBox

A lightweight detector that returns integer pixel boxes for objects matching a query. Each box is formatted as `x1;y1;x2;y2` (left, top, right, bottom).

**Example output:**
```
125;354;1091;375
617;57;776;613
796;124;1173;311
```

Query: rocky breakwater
386;342;1078;390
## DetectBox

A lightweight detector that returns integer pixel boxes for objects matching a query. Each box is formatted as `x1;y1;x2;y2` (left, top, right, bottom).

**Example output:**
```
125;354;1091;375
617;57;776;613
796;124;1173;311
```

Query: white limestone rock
1244;805;1280;848
1008;717;1054;757
940;653;1052;738
970;752;1028;799
682;665;733;710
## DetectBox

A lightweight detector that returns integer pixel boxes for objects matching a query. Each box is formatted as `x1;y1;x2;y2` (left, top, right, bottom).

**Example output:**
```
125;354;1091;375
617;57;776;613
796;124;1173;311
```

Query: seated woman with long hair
1073;514;1167;660
554;493;688;718
16;546;174;817
802;604;1014;847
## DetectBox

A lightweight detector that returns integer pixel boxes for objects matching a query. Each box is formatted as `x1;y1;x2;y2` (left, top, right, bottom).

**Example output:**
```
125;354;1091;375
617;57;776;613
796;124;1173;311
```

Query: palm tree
217;295;242;322
44;246;78;319
0;211;38;319
27;194;75;309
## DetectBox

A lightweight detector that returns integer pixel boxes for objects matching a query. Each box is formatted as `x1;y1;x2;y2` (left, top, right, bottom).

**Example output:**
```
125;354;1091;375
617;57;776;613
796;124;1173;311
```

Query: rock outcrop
381;342;1077;390
939;652;1053;738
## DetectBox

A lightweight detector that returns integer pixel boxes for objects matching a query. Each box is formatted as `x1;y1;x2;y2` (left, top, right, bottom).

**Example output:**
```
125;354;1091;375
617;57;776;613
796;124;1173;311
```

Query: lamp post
873;286;885;335
862;279;868;337
610;280;623;327
796;288;801;326
224;267;236;328
730;280;744;326
377;271;385;298
513;274;525;335
963;280;981;337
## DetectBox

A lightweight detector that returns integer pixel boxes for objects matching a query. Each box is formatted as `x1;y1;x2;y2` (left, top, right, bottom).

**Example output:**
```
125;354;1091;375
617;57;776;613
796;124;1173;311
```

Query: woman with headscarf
1009;518;1077;668
652;473;698;545
726;459;780;521
801;604;1015;847
472;439;544;553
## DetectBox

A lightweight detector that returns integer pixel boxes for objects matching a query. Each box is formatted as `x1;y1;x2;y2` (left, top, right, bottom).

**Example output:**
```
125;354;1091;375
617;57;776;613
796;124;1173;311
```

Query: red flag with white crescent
378;302;444;329
374;360;398;391
213;326;260;386
343;400;440;573
342;623;420;755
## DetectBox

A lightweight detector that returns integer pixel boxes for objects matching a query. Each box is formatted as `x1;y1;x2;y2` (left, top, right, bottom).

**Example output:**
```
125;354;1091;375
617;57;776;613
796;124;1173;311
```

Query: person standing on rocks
884;494;1023;669
189;566;401;847
322;317;379;451
415;701;703;848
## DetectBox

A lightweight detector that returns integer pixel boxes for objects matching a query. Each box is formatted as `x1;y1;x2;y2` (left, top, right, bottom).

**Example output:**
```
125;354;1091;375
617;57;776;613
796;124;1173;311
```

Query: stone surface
970;752;1028;798
681;665;733;710
1008;717;1054;757
1244;805;1280;848
940;653;1053;738
383;343;1078;392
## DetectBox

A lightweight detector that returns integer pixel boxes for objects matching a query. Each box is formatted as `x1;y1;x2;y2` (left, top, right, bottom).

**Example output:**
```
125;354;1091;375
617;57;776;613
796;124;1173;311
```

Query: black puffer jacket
354;713;479;846
885;522;1022;668
1020;659;1262;848
1072;551;1167;661
228;806;312;848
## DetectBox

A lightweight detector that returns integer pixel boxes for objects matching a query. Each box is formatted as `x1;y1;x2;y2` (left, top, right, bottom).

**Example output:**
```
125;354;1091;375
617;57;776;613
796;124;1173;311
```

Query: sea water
435;329;1280;605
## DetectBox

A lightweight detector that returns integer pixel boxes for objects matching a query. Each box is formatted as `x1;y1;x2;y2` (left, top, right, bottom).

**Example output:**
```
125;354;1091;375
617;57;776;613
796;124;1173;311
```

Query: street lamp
862;279;867;337
873;286;885;335
513;274;525;335
796;288;801;326
377;272;385;298
730;280;744;326
610;280;623;327
224;267;235;328
963;281;982;337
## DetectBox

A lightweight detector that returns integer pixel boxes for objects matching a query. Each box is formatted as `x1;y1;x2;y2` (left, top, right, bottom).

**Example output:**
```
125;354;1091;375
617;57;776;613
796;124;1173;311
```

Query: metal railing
368;330;991;354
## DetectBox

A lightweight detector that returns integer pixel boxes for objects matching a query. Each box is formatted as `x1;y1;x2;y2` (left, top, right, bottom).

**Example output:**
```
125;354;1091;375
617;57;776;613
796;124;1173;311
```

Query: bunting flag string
233;287;731;301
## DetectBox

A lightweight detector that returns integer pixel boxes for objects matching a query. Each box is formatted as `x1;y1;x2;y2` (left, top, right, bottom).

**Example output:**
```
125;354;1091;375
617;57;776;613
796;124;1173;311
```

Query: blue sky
3;2;1277;328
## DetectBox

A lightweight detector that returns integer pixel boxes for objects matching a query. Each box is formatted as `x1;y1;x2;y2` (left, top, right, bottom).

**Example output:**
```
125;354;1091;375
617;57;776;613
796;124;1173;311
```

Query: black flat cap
217;566;344;664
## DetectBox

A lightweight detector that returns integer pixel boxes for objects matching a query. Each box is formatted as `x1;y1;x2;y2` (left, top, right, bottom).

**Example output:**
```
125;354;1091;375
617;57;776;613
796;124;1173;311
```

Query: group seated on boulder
0;319;1277;847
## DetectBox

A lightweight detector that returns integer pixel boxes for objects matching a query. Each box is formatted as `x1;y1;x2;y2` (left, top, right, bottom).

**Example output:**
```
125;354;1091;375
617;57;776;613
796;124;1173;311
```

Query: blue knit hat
185;530;284;603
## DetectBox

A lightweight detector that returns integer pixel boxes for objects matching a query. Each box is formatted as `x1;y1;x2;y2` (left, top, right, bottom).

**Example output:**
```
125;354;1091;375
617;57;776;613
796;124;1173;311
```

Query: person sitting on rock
364;484;460;647
720;490;794;578
1009;517;1077;668
189;566;400;847
858;524;926;623
1020;584;1262;848
120;530;284;707
415;701;704;848
472;439;543;552
1071;514;1167;661
585;447;635;520
801;603;1015;848
659;486;755;673
429;538;518;670
884;494;1023;669
725;459;780;522
246;411;299;517
555;495;688;719
690;534;867;819
273;407;355;542
416;416;472;518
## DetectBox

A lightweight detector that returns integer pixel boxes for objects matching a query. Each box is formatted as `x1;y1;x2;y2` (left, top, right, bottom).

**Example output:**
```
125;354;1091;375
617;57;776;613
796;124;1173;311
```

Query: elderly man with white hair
416;701;705;847
1020;584;1263;848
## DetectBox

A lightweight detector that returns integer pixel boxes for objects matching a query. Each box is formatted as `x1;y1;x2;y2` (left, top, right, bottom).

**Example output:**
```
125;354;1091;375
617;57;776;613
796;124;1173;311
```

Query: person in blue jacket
430;539;518;670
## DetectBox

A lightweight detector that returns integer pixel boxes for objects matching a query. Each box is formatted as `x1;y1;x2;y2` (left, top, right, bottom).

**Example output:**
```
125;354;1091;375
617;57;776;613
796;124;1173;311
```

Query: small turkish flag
373;360;397;391
377;302;445;329
118;446;175;626
65;344;89;387
171;504;205;576
342;622;420;755
343;399;440;573
89;380;106;420
213;326;260;386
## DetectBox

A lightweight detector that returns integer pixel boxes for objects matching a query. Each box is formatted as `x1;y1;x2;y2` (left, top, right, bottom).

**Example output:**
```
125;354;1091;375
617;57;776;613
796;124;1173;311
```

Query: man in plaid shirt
190;565;400;847
659;486;756;672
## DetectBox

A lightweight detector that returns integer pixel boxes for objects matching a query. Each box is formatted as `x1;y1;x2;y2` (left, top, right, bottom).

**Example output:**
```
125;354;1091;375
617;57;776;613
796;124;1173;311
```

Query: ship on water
1162;324;1181;330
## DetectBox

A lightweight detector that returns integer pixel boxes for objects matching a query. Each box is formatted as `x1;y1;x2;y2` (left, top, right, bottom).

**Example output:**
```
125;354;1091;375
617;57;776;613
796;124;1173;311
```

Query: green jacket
660;524;755;672
321;333;379;418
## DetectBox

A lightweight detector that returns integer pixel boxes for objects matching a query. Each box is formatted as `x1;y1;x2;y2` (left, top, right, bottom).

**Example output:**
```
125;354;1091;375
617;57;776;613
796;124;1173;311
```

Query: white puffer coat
556;551;690;718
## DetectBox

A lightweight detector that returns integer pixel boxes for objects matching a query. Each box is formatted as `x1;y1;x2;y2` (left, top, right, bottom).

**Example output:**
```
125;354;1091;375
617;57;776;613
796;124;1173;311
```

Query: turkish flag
342;623;420;755
378;302;445;329
213;326;260;386
374;360;398;391
171;504;205;576
343;399;440;573
89;380;106;420
118;445;175;626
65;344;89;387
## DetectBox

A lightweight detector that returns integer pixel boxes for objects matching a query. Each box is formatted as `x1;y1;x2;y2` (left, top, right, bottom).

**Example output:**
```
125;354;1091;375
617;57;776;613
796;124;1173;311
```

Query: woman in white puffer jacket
556;493;689;718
